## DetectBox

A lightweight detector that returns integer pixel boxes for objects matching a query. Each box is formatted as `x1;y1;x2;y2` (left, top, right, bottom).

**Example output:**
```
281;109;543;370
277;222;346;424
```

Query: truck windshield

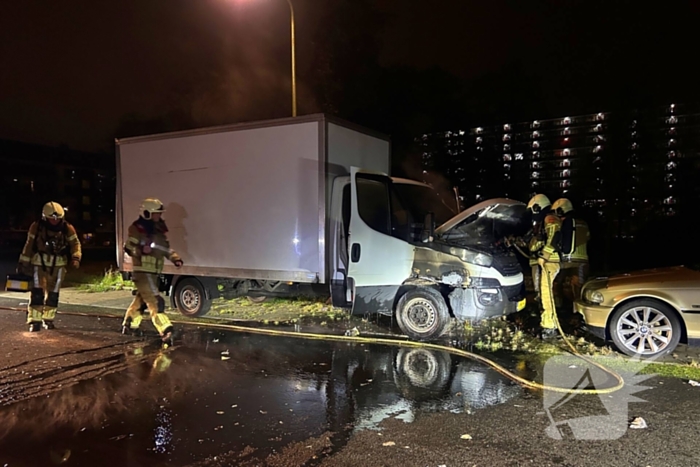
392;183;457;229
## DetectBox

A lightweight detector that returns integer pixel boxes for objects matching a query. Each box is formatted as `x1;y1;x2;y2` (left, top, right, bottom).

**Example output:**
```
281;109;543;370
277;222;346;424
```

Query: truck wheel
174;278;212;317
395;287;451;341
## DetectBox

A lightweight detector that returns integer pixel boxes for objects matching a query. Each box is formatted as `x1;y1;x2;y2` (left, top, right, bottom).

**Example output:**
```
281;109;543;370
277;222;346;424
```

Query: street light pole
285;0;297;117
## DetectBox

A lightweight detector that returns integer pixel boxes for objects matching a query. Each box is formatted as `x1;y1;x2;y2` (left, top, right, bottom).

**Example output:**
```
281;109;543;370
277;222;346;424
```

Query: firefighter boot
121;318;143;337
28;322;42;332
161;326;175;348
42;320;56;330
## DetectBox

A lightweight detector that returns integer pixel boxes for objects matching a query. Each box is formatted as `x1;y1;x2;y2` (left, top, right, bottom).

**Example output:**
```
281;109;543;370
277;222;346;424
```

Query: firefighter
17;201;82;332
526;194;562;340
552;198;590;302
121;198;183;345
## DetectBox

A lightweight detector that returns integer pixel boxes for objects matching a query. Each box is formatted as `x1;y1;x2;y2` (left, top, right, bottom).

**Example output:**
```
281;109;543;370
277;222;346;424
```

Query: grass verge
78;267;134;293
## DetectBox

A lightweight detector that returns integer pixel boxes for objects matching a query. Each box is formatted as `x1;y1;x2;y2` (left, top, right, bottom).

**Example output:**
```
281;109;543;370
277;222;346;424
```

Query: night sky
2;0;698;152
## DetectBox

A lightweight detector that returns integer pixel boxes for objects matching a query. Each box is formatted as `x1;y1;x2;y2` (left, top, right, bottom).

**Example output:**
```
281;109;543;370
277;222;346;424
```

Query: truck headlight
478;290;499;306
584;289;604;304
449;247;493;267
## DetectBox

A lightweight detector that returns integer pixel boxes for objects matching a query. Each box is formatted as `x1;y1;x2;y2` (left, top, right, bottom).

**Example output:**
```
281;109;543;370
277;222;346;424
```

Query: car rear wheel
395;287;452;341
609;299;681;359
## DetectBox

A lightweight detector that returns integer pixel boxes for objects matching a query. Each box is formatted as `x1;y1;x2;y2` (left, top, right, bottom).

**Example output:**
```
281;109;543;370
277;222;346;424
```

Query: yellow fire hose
0;296;625;395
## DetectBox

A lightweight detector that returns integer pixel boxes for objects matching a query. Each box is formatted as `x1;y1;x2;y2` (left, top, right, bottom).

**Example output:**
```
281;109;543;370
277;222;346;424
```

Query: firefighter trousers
28;265;66;324
539;262;561;330
122;272;173;336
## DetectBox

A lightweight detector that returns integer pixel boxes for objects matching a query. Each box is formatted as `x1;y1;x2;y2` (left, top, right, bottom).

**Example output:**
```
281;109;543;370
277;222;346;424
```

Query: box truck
116;114;527;340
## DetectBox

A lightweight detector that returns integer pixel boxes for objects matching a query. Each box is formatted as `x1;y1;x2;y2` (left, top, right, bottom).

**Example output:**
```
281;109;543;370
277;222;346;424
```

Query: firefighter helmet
552;198;574;216
526;194;551;214
140;198;165;219
42;201;65;220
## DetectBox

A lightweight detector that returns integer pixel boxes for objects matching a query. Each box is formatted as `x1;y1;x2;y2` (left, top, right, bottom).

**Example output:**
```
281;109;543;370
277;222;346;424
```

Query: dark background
2;0;699;272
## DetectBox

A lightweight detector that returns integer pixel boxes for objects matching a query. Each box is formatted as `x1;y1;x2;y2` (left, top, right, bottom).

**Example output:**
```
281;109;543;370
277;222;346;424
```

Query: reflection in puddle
0;330;522;466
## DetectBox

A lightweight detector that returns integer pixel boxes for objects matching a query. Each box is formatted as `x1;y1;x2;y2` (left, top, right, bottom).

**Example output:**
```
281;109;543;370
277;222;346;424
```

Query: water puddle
0;329;523;466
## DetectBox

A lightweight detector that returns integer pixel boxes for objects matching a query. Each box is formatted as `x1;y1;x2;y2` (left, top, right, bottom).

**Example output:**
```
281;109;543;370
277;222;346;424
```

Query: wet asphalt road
0;304;699;467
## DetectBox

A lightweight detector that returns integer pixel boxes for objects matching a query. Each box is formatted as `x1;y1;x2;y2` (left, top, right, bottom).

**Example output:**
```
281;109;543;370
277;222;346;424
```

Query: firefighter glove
173;259;183;268
70;258;81;269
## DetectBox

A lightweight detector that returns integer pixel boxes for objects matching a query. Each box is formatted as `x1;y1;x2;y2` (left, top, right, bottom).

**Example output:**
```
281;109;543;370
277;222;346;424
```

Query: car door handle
351;243;361;262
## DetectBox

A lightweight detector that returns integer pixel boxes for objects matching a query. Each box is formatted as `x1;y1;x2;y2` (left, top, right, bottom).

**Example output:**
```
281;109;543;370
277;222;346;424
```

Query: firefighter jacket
559;216;590;263
538;214;562;263
526;224;546;267
19;220;81;269
124;218;181;274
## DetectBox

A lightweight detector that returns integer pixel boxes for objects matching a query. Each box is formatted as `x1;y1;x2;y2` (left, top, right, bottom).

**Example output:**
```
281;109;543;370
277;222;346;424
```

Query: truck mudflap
448;286;526;321
351;285;400;316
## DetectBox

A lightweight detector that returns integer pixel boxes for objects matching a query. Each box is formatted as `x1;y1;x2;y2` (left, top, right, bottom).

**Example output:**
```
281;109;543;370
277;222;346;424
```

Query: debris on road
688;380;700;387
629;417;648;429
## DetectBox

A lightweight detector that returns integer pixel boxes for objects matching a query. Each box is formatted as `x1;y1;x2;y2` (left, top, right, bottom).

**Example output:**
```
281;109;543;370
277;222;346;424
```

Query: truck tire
395;287;451;341
174;278;212;317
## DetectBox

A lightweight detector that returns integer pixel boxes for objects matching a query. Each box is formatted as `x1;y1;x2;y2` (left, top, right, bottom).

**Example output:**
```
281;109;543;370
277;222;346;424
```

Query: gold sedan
575;266;700;358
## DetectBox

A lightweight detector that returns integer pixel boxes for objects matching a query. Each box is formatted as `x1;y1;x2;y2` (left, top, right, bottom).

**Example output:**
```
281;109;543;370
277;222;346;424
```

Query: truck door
347;167;415;315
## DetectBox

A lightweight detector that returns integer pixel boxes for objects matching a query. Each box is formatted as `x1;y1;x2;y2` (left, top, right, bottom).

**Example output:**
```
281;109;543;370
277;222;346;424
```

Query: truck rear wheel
395;287;451;341
174;278;212;317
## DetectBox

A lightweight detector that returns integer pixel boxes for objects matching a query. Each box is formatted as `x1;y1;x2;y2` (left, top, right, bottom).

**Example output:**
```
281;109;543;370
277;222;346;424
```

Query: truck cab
329;168;527;341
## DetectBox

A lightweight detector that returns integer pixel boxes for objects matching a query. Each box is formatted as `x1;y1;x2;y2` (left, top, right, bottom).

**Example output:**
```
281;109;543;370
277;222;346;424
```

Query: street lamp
285;0;296;117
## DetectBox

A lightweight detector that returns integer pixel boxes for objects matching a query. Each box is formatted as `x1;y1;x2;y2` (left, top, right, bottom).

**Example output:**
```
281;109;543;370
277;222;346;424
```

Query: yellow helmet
552;198;574;216
526;194;551;214
42;201;65;220
140;198;165;219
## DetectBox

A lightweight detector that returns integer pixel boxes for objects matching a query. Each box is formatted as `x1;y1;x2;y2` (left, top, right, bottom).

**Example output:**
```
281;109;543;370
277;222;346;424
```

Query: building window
531;171;540;179
562;117;571;125
503;154;512;161
83;211;91;221
82;180;90;189
503;123;511;131
666;116;677;125
515;153;524;160
532;141;540;149
666;161;677;170
82;196;91;205
502;134;511;141
562;149;571;156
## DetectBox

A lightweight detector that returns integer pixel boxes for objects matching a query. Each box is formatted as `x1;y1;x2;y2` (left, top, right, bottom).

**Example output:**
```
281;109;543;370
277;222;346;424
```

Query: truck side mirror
421;212;435;243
